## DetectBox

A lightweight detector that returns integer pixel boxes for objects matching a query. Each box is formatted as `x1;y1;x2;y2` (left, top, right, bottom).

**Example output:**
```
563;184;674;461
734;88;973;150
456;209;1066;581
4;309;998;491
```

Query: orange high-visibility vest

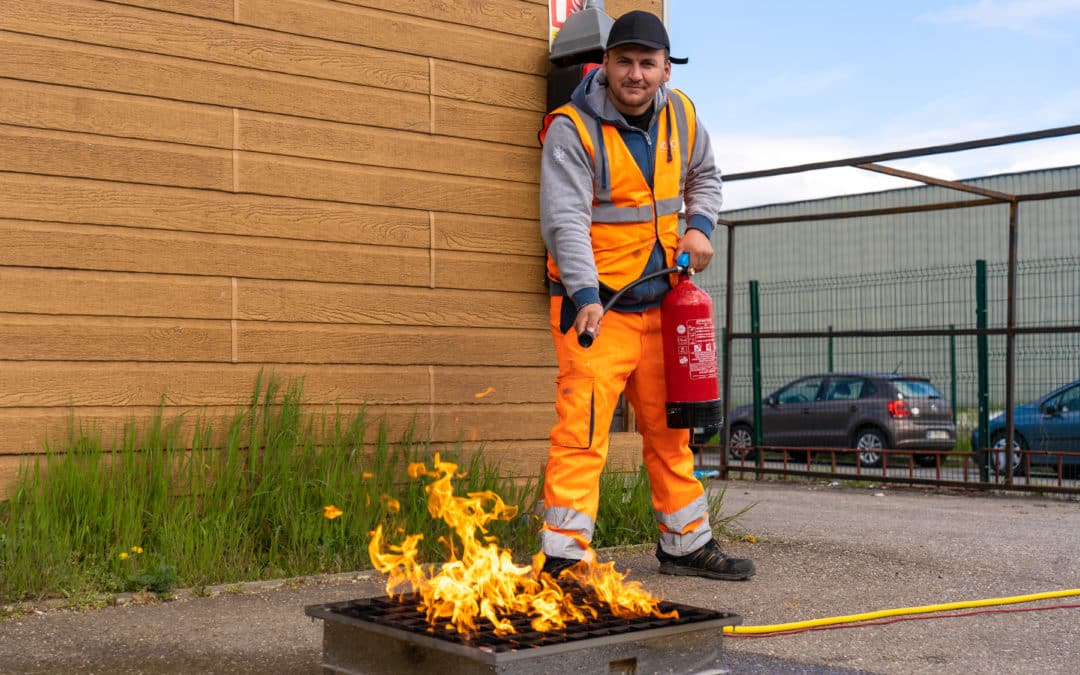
540;89;697;293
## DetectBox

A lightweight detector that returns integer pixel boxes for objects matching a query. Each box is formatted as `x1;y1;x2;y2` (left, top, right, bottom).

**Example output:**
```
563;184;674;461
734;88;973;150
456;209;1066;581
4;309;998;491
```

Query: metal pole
949;324;957;427
721;223;735;477
828;324;834;373
976;260;990;482
749;280;762;449
1004;200;1019;485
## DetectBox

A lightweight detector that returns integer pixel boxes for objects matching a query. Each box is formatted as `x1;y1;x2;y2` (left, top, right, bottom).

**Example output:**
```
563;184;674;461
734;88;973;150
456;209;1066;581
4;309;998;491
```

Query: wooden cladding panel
433;97;543;147
0;315;550;368
0;33;430;131
0;268;231;319
333;0;547;39
0;220;431;287
237;112;540;185
0;315;231;362
0;125;232;191
434;250;546;293
432;404;554;443
0;78;233;148
0;364;432;408
609;0;665;20
432;212;544;257
0;404;430;457
0;174;431;248
432;61;545;112
237;279;547;328
237;154;539;220
109;0;233;21
238;324;554;367
3;0;430;94
0;84;540;187
0;175;536;256
433;368;554;405
240;0;548;75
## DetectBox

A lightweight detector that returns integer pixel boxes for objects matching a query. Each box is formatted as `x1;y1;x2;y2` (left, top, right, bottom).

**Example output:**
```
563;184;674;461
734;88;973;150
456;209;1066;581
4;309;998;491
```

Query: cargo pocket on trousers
551;374;595;449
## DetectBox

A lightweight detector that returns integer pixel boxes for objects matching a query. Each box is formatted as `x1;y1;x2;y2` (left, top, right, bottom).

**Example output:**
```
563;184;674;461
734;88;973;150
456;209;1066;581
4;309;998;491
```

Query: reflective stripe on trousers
541;296;710;559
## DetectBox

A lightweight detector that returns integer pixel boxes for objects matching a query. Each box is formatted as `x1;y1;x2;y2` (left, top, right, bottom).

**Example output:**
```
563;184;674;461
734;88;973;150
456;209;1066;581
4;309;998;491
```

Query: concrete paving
1;480;1078;674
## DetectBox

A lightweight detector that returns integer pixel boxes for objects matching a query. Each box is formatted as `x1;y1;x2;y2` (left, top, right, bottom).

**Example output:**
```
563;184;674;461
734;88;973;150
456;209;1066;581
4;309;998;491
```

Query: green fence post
976;261;990;481
949;324;957;427
749;281;762;450
827;324;834;373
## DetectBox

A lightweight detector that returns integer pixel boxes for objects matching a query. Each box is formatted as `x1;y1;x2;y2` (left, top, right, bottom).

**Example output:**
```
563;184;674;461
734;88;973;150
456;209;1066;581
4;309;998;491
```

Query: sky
666;0;1080;210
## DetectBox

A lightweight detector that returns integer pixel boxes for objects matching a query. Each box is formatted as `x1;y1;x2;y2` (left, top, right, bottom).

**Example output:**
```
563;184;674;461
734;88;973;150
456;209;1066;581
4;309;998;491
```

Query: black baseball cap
605;10;688;64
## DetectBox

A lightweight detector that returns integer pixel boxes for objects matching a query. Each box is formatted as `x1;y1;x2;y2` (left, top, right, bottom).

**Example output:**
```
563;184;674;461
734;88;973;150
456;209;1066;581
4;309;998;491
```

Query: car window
893;379;943;399
1048;385;1080;413
776;377;823;404
824;377;863;401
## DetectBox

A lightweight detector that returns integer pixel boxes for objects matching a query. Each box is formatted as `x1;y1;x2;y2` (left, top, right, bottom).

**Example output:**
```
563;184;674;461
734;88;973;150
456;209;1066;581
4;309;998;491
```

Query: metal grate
310;591;734;652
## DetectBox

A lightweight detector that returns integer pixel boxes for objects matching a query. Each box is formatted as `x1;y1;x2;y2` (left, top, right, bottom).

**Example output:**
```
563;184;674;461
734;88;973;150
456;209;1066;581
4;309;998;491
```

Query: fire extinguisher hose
578;253;690;347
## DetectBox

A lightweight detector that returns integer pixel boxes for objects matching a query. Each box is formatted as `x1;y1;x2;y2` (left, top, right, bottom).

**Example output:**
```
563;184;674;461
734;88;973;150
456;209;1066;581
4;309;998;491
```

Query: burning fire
368;453;676;636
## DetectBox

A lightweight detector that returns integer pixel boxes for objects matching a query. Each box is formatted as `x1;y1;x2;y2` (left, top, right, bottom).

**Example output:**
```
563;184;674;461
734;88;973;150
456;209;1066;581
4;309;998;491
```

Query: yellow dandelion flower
131;546;143;554
382;496;401;514
323;504;343;520
361;472;374;479
118;551;129;561
746;534;756;543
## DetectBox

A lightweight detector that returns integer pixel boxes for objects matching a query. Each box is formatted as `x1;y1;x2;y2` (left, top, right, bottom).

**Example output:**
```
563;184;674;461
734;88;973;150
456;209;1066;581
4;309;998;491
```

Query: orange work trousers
541;296;708;560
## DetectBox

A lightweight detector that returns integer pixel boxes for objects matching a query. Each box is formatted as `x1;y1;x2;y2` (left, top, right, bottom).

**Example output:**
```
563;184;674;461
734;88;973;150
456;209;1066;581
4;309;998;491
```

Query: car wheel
728;424;757;462
986;433;1027;476
853;428;886;468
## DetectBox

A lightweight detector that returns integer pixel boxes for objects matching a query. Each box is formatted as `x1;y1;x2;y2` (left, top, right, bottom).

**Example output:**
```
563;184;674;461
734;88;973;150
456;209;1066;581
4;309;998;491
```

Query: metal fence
693;126;1080;495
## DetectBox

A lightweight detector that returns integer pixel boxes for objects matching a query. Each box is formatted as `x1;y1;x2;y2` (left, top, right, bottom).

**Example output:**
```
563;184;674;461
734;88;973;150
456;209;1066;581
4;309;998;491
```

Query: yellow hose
723;588;1080;635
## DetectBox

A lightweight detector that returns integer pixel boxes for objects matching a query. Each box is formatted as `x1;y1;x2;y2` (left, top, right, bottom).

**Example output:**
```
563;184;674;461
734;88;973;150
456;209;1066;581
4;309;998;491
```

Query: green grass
0;374;745;604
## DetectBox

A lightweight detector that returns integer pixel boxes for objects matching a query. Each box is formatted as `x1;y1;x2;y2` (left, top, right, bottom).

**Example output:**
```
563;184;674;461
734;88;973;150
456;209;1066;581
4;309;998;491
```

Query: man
537;10;755;581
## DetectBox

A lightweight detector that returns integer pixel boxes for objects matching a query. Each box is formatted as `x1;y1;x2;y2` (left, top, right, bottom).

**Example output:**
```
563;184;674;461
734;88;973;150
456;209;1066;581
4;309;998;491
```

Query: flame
368;453;676;637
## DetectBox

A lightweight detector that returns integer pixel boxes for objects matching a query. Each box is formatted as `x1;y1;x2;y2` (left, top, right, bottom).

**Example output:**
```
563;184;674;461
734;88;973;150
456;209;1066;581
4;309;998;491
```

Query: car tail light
888;400;912;418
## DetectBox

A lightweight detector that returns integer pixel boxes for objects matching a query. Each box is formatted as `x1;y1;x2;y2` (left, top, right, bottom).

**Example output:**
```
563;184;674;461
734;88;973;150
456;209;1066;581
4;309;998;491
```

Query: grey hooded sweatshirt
539;68;723;313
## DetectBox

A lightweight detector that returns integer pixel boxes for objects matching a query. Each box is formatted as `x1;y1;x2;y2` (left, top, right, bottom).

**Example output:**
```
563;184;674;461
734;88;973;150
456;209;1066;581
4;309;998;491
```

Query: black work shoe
541;555;582;578
656;539;756;581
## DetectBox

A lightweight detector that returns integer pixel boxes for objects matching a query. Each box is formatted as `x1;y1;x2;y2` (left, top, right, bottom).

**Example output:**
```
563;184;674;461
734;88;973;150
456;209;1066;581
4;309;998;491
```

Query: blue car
971;378;1080;476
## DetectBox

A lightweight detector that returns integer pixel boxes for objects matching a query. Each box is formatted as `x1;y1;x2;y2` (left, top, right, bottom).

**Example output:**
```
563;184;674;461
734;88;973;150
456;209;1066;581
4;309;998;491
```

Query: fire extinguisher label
675;319;717;380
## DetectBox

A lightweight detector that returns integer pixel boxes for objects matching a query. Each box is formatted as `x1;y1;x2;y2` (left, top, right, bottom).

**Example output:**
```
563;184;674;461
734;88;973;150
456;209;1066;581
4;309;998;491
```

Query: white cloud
924;0;1080;31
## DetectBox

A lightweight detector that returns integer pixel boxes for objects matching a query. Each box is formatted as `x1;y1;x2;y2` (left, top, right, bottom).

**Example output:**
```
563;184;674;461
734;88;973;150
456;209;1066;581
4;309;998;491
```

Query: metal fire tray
306;592;741;675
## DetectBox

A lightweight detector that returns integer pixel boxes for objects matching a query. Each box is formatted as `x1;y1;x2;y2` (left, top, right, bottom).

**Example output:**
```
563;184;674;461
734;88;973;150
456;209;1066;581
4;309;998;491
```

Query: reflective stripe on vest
540;90;698;292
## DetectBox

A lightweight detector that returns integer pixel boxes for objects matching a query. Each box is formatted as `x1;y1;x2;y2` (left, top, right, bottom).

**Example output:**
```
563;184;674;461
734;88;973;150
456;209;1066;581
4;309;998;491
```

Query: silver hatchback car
727;372;957;467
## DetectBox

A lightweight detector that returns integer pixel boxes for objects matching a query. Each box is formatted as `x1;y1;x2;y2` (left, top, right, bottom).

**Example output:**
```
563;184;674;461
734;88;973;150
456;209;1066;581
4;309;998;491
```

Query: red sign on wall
549;0;586;45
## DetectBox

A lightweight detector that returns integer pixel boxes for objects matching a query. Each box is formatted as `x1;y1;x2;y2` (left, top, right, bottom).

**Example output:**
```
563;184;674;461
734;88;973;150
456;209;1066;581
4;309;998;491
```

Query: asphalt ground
2;480;1078;674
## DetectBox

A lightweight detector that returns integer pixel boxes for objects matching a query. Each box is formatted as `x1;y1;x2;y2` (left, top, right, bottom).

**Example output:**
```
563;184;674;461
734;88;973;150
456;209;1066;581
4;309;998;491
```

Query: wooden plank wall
0;0;662;496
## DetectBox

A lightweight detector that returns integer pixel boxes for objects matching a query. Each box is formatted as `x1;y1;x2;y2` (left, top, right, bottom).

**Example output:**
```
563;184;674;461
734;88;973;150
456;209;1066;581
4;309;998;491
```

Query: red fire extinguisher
578;252;724;430
660;254;723;430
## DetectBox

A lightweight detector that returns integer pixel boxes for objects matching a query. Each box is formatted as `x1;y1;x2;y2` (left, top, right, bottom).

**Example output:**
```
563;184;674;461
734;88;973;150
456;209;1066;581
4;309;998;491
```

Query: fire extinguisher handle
676;252;691;271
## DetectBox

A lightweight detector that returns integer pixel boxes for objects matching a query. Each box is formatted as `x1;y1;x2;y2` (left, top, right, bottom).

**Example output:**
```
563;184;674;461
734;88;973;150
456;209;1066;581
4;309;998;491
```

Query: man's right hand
574;303;603;343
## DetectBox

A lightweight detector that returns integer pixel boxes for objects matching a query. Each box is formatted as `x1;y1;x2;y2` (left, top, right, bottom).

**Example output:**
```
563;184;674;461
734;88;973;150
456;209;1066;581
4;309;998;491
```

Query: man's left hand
675;228;713;272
